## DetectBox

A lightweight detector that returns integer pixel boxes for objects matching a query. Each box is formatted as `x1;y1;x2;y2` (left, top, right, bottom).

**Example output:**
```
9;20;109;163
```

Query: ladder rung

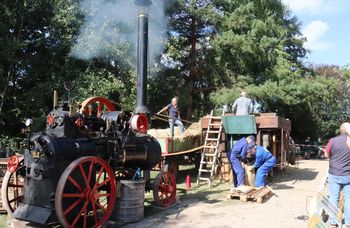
201;161;214;165
207;130;221;133
197;110;223;187
206;138;219;141
199;177;210;181
199;169;211;172
204;145;218;149
203;153;216;157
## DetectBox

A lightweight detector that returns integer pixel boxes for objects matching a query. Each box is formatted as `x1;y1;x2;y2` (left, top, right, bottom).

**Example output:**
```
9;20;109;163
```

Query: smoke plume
70;0;167;62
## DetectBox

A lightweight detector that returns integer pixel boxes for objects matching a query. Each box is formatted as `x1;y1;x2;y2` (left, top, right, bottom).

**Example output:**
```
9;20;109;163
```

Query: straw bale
148;121;202;141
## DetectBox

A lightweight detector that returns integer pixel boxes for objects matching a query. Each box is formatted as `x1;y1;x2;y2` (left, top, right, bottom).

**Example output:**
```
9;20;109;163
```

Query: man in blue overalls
230;135;256;188
250;146;276;187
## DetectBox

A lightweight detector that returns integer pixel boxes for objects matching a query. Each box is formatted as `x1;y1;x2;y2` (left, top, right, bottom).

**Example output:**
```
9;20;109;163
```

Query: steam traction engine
11;96;176;227
1;0;176;227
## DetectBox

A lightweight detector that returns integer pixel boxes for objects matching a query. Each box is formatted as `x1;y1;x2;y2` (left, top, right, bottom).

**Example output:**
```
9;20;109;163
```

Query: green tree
209;0;327;140
160;0;220;120
212;0;306;83
0;0;137;136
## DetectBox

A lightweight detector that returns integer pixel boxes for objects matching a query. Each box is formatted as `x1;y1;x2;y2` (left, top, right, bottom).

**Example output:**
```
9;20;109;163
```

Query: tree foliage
0;0;349;143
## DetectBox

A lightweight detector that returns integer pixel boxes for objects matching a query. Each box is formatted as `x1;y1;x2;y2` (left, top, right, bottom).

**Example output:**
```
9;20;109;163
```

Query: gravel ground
2;159;328;228
125;159;328;228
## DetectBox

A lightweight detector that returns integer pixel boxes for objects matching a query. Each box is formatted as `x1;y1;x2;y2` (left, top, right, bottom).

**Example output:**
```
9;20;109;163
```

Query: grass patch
0;215;8;227
144;164;232;218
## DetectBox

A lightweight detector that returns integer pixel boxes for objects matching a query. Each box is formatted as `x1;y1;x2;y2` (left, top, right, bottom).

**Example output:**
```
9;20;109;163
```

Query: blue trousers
169;119;185;137
227;151;238;187
255;157;276;187
230;157;244;187
328;173;350;225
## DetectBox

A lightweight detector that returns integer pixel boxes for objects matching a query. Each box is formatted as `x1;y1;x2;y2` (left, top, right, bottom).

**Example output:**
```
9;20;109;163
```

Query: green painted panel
222;116;257;134
157;138;167;152
156;137;198;153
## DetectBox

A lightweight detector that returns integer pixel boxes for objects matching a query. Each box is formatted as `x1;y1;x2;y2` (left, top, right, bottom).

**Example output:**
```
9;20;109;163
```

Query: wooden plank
230;193;253;202
256;116;279;129
254;188;273;203
229;187;273;203
256;116;291;131
200;117;222;129
259;113;277;117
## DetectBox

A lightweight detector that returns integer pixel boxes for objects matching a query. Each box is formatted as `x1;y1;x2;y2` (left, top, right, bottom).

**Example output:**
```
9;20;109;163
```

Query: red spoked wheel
153;171;176;207
55;156;116;228
7;155;20;173
163;159;178;179
1;164;25;216
79;96;116;117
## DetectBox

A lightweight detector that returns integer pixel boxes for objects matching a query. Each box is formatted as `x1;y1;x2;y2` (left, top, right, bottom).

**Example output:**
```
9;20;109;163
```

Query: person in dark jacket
157;97;185;138
325;122;350;228
249;146;276;187
230;135;255;188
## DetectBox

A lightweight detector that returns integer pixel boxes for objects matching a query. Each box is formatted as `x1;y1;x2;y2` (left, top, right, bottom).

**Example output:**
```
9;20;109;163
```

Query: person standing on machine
232;91;253;115
157;97;185;138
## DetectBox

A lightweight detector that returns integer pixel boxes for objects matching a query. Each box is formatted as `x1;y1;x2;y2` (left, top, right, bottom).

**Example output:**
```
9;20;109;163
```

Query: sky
282;0;350;66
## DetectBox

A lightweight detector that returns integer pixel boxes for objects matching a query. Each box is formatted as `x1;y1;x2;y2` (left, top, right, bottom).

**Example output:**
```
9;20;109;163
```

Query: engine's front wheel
55;156;116;228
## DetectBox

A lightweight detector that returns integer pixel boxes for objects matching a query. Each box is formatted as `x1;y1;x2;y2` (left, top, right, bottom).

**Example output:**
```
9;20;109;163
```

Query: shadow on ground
267;158;324;191
123;165;232;227
123;159;325;227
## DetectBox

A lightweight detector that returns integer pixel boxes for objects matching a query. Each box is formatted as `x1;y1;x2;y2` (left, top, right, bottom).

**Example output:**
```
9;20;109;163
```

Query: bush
0;135;24;155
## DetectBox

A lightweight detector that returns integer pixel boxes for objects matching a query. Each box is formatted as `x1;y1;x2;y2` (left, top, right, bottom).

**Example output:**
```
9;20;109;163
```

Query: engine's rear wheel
1;164;25;216
153;171;176;208
163;158;178;179
55;156;116;228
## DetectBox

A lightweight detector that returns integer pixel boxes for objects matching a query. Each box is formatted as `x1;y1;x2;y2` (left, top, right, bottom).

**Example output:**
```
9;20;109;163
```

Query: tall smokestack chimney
134;0;152;115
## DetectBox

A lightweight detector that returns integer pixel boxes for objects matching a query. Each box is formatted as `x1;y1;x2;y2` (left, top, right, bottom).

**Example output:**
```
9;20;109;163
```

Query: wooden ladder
197;110;224;187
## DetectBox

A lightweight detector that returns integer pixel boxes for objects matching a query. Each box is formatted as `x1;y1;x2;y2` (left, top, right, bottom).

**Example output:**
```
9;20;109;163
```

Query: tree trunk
186;79;194;120
0;68;12;115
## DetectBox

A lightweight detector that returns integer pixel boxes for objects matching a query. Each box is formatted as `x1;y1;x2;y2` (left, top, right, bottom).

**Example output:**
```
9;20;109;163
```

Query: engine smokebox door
13;204;52;225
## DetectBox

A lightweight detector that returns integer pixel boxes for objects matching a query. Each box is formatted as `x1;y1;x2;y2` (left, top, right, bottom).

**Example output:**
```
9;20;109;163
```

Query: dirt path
126;159;328;228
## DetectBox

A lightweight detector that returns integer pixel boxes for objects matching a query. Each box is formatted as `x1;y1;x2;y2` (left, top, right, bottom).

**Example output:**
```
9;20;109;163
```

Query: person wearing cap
249;145;276;187
229;135;256;188
232;91;253;115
